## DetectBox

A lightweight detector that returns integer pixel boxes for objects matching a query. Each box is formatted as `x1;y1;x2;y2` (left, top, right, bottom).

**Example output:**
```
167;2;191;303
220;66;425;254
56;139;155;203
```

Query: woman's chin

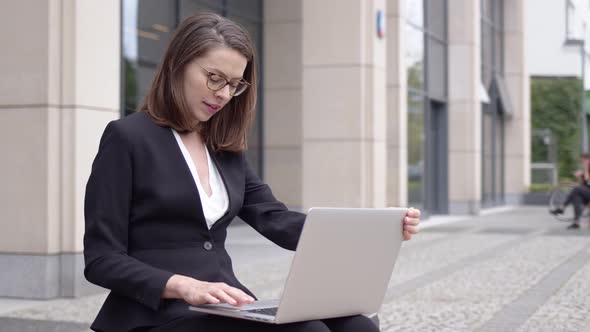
192;110;213;123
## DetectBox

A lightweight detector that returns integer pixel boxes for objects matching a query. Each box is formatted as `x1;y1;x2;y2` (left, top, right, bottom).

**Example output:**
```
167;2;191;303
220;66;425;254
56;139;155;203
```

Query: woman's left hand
403;207;421;241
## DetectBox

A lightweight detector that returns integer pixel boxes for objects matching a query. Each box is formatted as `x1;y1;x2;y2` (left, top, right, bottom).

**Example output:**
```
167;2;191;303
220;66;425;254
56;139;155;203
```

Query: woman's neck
180;130;203;144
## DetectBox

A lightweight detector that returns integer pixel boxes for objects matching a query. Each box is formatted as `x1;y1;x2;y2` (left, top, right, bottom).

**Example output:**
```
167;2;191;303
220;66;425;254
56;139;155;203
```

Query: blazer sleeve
237;155;306;251
83;121;174;311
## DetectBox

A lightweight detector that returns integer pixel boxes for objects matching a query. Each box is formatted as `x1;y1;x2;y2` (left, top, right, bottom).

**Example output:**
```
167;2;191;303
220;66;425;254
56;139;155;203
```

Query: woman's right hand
163;274;255;307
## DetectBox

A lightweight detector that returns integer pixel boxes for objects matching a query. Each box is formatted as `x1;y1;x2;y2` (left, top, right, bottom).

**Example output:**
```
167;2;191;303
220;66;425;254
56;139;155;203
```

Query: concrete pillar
504;0;531;204
447;0;482;214
263;0;303;209
385;0;408;207
0;0;120;298
302;0;387;209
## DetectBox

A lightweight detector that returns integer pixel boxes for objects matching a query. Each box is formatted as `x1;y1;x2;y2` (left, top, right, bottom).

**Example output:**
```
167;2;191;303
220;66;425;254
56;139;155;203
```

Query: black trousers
141;313;379;332
564;185;590;222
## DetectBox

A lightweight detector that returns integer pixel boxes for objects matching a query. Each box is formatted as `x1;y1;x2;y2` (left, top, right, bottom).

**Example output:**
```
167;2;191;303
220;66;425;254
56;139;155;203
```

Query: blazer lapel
208;149;243;229
165;128;210;229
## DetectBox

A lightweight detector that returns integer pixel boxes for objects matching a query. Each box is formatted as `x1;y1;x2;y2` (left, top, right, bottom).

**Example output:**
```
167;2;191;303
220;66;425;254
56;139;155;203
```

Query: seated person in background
550;152;590;229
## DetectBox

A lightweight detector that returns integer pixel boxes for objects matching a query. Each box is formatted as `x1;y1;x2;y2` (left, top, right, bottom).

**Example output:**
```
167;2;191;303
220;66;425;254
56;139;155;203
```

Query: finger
404;224;419;234
407;208;421;218
404;216;420;226
403;230;412;241
204;293;220;304
223;286;255;305
219;283;254;301
212;289;237;306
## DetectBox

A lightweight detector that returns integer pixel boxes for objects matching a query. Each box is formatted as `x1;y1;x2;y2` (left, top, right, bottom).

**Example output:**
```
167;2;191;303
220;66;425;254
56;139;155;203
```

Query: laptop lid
274;207;406;324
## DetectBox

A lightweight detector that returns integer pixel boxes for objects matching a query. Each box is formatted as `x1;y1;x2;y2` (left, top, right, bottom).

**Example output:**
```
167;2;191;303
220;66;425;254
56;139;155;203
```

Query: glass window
481;5;497;89
425;0;445;39
122;0;139;61
493;0;503;27
405;0;424;27
123;0;175;114
405;0;448;212
406;24;424;92
480;0;505;206
137;1;175;63
407;91;425;209
494;28;503;72
427;38;445;101
227;0;262;22
482;110;494;203
482;0;493;21
136;65;156;105
495;114;504;201
180;0;223;19
482;23;493;68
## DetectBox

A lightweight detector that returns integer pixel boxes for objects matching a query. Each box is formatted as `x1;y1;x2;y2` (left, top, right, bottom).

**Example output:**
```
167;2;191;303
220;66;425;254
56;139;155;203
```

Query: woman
550;152;590;229
84;12;421;332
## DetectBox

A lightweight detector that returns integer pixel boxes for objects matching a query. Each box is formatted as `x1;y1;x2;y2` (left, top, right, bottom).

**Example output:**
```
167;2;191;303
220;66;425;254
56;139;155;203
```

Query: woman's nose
215;84;232;102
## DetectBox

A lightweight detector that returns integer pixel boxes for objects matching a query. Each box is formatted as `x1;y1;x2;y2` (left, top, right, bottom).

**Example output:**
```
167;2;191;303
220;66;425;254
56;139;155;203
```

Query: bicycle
548;182;590;221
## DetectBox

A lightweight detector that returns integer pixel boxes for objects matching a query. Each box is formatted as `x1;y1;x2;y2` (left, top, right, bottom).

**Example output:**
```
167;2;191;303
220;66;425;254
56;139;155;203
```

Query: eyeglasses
196;63;251;97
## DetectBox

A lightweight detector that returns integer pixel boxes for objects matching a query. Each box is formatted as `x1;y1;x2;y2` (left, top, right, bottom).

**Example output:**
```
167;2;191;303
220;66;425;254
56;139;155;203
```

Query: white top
172;129;229;229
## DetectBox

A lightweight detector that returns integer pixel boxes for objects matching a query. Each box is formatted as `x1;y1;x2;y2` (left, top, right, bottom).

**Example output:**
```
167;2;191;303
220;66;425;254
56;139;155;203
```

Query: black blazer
83;112;305;332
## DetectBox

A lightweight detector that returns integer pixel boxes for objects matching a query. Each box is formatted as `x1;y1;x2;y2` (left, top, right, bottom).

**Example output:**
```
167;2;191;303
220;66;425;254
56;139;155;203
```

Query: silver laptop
189;207;407;324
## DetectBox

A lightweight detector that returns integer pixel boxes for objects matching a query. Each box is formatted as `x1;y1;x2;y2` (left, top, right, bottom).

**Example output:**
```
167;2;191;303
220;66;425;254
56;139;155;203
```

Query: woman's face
583;157;590;169
183;46;248;123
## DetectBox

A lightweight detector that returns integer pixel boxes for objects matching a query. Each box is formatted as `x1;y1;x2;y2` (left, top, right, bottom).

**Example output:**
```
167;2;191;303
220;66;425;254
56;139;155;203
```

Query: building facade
0;0;528;299
526;0;590;81
526;0;590;179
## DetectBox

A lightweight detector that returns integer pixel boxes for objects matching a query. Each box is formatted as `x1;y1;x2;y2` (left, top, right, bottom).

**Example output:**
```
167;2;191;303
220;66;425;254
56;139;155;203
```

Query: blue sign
376;9;384;39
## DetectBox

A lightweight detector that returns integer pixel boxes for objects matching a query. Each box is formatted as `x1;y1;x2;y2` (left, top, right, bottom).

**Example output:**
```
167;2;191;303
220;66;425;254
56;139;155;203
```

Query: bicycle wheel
548;183;576;221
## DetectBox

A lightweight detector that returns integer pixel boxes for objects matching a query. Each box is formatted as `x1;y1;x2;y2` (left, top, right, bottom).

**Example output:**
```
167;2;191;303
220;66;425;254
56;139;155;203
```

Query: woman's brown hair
140;12;257;152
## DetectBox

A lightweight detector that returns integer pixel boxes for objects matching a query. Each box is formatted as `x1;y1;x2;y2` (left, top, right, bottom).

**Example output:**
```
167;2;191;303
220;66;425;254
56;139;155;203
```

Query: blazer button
203;241;213;251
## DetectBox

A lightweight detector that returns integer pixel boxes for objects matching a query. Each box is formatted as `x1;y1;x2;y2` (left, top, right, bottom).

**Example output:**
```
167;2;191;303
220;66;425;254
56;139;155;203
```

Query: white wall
526;0;590;88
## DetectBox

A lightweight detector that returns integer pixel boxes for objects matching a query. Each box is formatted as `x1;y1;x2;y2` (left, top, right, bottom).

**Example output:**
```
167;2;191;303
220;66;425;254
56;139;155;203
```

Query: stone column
504;0;530;204
263;0;303;209
0;0;120;298
447;0;482;214
385;0;408;207
302;0;387;209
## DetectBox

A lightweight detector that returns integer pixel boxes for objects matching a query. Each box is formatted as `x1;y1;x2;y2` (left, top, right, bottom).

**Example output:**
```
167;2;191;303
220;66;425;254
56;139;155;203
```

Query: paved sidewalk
1;206;590;331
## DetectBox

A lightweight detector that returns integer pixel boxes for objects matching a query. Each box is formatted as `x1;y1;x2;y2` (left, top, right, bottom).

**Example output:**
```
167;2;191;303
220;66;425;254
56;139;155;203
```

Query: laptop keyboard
246;307;278;316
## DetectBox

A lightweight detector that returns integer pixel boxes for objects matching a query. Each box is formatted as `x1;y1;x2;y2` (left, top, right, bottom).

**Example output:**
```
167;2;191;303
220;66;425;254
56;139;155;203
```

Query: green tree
531;77;581;180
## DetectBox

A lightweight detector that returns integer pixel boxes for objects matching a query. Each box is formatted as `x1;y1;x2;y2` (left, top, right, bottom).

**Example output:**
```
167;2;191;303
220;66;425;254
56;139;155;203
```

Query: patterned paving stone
2;293;106;324
388;233;519;287
517;248;590;332
0;317;90;332
379;236;589;332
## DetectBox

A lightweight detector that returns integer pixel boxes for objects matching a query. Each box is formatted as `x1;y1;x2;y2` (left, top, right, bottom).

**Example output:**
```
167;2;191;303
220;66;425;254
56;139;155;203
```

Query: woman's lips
203;102;220;115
